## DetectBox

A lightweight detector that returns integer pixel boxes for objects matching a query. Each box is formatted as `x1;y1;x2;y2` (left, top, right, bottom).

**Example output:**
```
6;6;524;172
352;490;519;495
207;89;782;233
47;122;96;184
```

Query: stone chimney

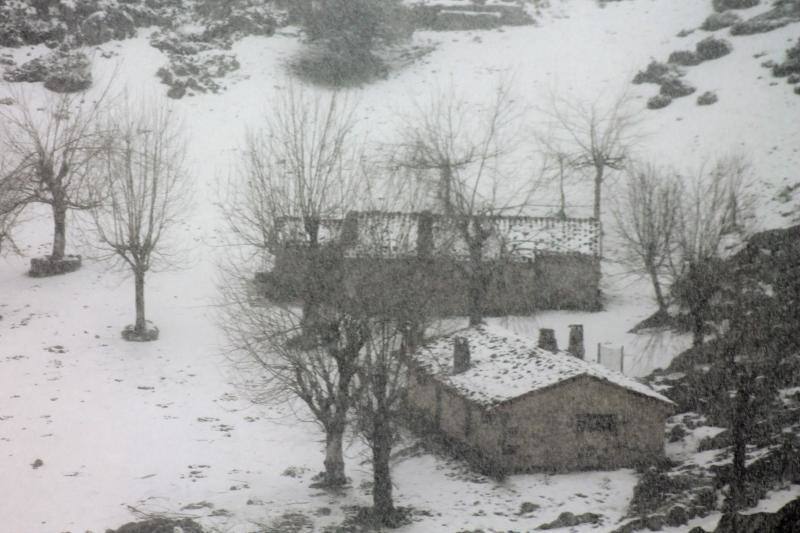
568;324;585;359
537;328;558;353
453;336;470;374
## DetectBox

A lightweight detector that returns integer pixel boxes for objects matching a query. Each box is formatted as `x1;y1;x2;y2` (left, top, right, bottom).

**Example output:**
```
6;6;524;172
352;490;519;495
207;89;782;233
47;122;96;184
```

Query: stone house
405;324;675;473
262;211;602;314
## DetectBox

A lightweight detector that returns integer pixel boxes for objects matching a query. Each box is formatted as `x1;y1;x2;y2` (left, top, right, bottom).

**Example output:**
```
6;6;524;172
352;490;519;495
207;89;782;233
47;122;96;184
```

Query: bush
660;77;696;98
292;46;388;87
633;61;679;84
712;0;759;11
701;11;741;30
296;0;412;87
647;94;672;109
696;36;733;60
668;50;702;66
697;91;719;105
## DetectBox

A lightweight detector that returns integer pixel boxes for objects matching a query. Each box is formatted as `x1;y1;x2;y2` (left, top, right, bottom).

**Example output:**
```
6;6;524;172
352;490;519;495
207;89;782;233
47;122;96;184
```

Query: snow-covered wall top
410;324;673;407
275;212;600;259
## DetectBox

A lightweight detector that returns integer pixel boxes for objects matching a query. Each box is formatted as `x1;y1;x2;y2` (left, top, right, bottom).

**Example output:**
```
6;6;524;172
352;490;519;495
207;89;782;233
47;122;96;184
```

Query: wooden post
597;342;601;364
620;345;625;374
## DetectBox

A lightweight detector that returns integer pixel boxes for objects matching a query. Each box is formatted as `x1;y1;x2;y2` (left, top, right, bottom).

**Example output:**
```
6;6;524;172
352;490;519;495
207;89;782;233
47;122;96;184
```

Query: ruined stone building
261;211;602;315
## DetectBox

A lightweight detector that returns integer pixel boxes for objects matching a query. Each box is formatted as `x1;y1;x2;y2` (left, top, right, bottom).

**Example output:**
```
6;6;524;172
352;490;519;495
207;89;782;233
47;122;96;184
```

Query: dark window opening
576;414;617;433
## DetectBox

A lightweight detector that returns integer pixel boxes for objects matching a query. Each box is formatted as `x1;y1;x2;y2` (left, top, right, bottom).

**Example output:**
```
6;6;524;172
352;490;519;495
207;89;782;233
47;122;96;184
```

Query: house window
576;414;618;434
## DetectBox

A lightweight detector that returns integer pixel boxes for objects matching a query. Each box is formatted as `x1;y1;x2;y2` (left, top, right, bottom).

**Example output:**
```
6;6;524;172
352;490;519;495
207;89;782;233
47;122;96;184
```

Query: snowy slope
1;0;799;531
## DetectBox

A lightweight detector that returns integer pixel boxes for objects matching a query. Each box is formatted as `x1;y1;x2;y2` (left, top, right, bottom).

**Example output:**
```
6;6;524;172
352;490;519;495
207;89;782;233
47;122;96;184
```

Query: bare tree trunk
51;203;67;260
323;421;347;486
691;305;704;349
134;268;146;334
648;265;668;315
466;220;485;327
594;163;604;221
302;217;321;328
440;166;453;216
372;413;394;520
729;382;749;510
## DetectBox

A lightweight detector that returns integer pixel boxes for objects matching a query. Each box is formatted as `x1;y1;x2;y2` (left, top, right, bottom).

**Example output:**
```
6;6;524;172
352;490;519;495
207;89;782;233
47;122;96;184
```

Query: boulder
79;9;136;45
537;511;602;529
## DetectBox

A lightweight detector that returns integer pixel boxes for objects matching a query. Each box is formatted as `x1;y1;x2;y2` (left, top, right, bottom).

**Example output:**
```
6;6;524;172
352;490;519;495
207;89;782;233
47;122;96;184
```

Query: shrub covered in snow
633;61;680;84
772;38;800;77
730;1;800;35
712;0;759;11
701;10;742;31
660;77;696;98
668;50;702;66
646;94;672;110
695;36;733;61
697;91;719;105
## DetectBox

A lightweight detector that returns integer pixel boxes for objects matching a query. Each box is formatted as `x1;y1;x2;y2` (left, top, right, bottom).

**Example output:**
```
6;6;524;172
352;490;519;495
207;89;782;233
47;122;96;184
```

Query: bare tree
670;155;753;347
612;161;680;316
89;97;190;341
219;296;368;487
352;317;416;525
226;83;365;323
220;84;370;487
394;81;537;325
0;159;25;255
543;91;638;223
0;85;111;272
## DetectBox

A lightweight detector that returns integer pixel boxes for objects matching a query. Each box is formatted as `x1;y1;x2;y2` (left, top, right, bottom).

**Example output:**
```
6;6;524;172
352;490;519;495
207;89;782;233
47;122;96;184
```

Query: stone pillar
538;328;558;353
568;324;585;359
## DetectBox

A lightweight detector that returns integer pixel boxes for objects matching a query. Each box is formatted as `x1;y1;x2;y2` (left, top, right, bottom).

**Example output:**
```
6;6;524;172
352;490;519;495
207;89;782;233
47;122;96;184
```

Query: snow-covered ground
1;0;799;531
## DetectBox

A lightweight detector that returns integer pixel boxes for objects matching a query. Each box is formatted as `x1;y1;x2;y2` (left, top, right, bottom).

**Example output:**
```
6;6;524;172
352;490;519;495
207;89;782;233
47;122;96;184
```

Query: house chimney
568;324;585;359
453;336;470;374
538;328;558;353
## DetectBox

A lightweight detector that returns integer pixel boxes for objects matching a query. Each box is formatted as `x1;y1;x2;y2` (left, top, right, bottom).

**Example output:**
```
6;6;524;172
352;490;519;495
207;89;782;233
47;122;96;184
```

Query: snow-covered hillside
1;0;798;531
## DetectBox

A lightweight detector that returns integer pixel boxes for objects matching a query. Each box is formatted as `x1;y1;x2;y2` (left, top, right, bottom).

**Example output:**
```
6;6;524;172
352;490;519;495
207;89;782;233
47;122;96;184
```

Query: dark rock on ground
697;91;719;105
714;496;800;533
3;51;92;92
696;36;733;61
647;94;672;110
666;505;689;527
537;511;602;529
106;517;205;533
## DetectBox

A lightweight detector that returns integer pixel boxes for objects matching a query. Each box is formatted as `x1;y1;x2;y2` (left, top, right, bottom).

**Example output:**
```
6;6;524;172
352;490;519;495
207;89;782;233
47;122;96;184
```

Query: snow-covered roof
410;324;674;407
276;212;600;258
